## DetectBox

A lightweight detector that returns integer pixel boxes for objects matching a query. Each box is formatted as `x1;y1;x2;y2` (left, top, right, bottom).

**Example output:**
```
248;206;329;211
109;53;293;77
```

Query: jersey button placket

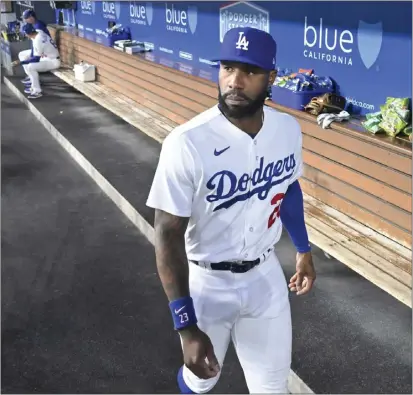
244;139;257;250
248;142;255;209
250;138;261;250
250;138;259;205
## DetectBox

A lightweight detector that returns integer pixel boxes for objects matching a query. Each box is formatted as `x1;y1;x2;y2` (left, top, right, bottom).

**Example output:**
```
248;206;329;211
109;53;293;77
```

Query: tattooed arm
154;208;219;378
147;134;220;378
154;209;190;301
146;132;199;330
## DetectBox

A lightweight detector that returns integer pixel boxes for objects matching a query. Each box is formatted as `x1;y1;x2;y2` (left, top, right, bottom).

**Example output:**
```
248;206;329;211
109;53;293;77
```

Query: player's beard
218;85;268;120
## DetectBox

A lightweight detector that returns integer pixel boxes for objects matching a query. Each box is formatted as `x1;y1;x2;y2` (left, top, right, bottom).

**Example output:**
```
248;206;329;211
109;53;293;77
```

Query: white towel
317;111;350;129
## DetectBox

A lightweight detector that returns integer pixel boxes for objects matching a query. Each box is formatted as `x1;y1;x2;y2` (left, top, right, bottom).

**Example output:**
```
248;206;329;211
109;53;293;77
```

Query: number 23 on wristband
179;312;189;324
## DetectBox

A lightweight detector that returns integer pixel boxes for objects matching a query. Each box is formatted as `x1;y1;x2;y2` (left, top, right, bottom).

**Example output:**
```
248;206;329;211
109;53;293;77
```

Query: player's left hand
289;251;316;295
11;60;20;67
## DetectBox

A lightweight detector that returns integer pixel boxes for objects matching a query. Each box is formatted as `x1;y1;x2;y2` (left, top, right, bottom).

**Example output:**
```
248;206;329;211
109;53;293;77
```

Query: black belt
190;248;272;273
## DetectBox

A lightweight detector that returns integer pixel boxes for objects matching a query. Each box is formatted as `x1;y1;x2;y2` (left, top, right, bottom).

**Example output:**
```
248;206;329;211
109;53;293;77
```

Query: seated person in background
22;9;51;36
19;9;51;85
12;24;61;99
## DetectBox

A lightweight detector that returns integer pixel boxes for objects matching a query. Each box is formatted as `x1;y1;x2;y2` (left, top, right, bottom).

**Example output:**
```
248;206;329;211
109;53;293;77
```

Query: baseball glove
304;93;346;116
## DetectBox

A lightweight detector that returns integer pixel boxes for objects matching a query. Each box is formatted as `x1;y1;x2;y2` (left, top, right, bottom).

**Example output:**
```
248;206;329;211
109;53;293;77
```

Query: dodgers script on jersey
32;31;59;59
147;105;303;263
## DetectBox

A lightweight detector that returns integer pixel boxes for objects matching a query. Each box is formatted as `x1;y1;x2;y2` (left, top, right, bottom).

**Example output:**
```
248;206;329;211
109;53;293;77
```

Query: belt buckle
230;261;250;273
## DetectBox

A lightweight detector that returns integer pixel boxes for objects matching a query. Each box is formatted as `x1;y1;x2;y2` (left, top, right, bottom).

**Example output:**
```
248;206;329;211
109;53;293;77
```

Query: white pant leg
182;322;231;393
231;254;292;394
18;49;32;76
232;304;292;393
181;263;239;393
18;49;31;61
26;58;61;93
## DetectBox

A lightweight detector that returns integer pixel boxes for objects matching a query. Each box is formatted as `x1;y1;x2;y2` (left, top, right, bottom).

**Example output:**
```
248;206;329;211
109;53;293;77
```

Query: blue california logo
357;21;383;69
129;2;153;26
219;1;270;43
165;4;197;34
80;0;95;15
206;155;296;211
303;17;383;69
102;1;120;20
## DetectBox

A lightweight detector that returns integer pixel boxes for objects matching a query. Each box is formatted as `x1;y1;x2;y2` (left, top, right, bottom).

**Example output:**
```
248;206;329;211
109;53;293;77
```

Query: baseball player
19;9;51;86
146;27;316;394
12;24;60;99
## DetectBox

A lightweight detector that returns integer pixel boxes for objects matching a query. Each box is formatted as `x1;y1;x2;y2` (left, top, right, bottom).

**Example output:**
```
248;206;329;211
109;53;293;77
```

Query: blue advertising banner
76;1;123;43
61;9;76;27
264;1;412;114
121;2;222;80
74;1;412;116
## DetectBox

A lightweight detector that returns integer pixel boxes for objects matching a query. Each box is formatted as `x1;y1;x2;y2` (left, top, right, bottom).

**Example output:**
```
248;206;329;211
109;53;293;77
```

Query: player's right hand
179;325;220;379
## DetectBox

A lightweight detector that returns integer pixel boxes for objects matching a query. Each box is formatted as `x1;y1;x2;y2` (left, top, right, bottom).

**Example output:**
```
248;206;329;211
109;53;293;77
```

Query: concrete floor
1;83;248;394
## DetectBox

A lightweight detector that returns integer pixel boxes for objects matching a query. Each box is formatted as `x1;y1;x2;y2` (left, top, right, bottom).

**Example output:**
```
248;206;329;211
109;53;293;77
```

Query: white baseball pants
24;58;61;94
181;252;292;393
18;49;32;76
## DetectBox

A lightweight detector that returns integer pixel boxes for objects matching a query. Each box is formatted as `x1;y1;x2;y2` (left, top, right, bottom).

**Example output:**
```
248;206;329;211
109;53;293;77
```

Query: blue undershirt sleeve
279;180;311;253
20;56;41;65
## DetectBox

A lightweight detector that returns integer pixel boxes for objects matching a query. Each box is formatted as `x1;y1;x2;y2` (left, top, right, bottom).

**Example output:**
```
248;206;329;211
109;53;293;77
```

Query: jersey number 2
267;193;285;228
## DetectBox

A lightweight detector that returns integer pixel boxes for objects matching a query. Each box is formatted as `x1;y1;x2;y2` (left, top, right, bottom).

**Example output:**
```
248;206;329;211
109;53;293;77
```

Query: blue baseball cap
22;23;36;35
212;27;277;71
23;10;36;19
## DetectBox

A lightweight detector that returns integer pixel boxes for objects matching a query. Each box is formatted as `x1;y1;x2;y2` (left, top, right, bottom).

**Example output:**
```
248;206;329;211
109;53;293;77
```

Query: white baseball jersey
146;105;303;263
32;31;59;59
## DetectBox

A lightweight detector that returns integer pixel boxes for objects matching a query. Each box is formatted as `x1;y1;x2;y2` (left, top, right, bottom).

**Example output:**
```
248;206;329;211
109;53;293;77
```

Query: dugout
46;0;412;305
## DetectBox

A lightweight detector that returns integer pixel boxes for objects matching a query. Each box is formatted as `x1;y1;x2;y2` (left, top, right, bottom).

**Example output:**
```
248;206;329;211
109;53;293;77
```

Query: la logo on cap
235;32;249;51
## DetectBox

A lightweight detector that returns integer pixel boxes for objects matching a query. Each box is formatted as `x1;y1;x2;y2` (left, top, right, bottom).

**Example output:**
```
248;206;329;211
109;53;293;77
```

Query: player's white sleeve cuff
146;199;192;218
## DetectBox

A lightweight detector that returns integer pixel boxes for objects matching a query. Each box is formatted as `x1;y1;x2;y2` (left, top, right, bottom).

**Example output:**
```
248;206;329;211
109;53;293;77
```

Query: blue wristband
169;296;198;330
